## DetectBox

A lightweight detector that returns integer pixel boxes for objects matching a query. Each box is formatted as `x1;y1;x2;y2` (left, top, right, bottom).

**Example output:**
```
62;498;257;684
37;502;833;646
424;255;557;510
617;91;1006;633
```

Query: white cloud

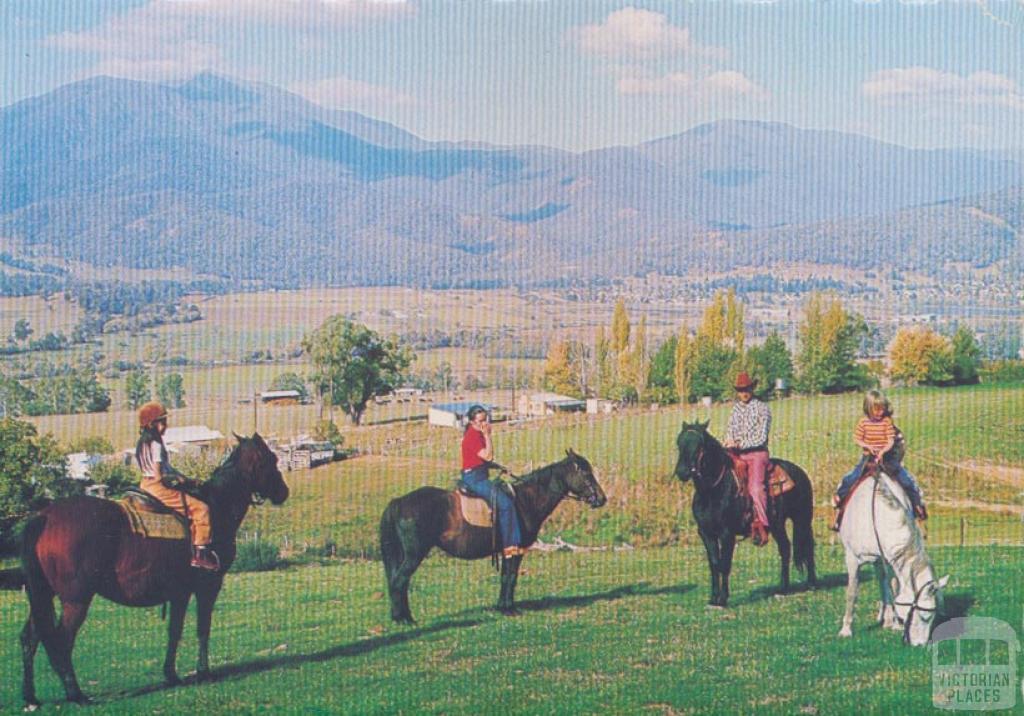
571;7;726;60
617;70;767;99
45;0;413;81
863;67;1024;110
291;76;416;109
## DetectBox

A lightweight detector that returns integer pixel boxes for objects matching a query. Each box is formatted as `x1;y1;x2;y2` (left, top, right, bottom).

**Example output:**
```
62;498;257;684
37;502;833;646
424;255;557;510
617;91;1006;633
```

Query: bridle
867;463;937;643
680;429;728;489
895;576;938;643
559;462;602;506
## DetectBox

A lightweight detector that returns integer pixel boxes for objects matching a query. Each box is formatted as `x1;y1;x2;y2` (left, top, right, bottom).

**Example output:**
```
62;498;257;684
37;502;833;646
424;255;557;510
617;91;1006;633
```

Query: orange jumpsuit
137;439;212;546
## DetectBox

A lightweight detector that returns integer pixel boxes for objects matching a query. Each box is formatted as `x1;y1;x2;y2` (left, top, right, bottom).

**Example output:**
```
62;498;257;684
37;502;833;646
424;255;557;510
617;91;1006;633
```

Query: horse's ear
701;420;710;429
566;447;577;458
232;431;244;443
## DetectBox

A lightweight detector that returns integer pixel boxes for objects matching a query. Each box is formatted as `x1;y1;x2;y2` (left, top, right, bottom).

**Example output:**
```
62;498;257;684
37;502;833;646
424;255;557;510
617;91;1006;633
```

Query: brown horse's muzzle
267;477;289;505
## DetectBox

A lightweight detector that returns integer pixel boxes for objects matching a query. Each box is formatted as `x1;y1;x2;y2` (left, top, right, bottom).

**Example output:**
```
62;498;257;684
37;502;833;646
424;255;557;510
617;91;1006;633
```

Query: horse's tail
778;460;816;579
379;499;404;584
20;514;57;637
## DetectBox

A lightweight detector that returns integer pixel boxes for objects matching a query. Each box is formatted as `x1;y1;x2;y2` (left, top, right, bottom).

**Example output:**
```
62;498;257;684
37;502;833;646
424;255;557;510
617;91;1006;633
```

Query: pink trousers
737;450;770;528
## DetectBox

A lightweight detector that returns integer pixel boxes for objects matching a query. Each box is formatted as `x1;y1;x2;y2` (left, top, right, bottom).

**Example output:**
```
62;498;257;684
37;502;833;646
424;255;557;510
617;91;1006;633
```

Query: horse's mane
513;455;577;488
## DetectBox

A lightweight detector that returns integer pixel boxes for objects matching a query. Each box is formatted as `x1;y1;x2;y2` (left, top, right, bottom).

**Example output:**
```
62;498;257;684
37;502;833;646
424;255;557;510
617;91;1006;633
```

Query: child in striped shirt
832;390;927;525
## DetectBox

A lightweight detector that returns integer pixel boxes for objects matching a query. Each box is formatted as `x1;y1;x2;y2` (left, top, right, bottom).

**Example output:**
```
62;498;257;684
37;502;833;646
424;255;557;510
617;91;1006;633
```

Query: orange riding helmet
138;401;168;429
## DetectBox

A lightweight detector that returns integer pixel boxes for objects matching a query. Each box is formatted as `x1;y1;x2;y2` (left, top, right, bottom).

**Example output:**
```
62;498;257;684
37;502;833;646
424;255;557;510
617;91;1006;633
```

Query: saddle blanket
118;499;188;540
455;491;493;528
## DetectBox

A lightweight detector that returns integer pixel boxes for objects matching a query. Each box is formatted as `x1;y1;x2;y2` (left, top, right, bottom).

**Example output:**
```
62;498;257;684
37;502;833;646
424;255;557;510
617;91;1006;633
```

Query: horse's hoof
165;673;182;687
194;670;210;684
838;628;852;638
23;702;40;712
69;693;92;705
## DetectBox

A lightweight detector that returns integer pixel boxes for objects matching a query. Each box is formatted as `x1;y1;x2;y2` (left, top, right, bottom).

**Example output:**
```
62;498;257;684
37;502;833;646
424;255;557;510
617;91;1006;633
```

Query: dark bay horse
14;433;289;707
380;449;606;623
674;421;816;607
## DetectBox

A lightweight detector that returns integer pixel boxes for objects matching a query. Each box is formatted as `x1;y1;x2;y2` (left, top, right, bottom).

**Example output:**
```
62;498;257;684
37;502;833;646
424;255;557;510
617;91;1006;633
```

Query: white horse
838;467;948;646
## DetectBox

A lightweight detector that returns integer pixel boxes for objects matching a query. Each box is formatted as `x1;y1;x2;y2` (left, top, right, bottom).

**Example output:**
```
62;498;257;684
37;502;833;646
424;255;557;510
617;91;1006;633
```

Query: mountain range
1;73;1021;288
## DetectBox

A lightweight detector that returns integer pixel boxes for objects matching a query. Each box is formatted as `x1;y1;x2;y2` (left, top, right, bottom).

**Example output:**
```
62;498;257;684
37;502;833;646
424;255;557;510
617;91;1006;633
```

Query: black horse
380;450;606;623
673;421;816;607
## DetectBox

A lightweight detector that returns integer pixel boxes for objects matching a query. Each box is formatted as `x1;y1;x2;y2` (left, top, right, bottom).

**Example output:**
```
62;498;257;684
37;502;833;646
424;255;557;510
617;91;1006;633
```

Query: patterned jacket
725;399;771;451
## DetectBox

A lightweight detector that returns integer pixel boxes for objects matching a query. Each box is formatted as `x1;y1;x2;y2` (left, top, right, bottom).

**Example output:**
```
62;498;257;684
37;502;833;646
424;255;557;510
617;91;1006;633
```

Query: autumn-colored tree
673;330;695;403
628;315;650;400
795;293;871;394
594;327;615;398
543;340;583;398
888;326;953;385
610;298;630;354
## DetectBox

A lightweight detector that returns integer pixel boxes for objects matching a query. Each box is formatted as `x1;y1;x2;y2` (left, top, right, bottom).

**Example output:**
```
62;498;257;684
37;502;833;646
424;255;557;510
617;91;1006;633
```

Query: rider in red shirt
460;405;523;557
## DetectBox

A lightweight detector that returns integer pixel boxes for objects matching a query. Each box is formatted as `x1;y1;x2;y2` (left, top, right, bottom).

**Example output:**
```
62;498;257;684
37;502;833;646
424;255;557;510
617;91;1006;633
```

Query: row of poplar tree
542;289;983;404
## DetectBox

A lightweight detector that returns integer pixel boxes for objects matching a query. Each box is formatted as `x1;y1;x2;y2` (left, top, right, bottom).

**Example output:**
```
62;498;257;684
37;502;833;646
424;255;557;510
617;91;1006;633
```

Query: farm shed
122;425;225;463
259;390;301;406
428;402;492;429
517;392;585;417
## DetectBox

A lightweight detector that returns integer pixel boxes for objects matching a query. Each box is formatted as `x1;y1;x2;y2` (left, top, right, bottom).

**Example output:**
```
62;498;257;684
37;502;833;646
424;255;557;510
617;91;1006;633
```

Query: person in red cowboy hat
723;371;772;546
135;401;220;571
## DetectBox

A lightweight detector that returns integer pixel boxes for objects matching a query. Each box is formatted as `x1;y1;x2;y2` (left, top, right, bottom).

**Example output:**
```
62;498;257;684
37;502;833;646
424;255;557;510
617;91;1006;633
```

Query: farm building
585;398;617;415
271;438;336;471
121;424;225;463
428;402;492;429
259;390;301;405
517;392;585;417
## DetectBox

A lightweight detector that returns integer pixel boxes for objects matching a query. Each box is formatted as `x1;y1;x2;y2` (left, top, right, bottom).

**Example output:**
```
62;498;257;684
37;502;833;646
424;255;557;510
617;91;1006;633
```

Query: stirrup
191;546;220;571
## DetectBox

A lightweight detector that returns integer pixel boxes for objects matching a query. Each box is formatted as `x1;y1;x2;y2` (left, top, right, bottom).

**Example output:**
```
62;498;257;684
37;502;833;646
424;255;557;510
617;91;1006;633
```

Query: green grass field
4;383;1023;713
0;545;1018;714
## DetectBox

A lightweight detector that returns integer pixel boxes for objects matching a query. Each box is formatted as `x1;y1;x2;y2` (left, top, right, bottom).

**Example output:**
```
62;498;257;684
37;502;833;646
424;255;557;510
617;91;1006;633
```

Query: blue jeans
462;467;521;548
835;456;924;509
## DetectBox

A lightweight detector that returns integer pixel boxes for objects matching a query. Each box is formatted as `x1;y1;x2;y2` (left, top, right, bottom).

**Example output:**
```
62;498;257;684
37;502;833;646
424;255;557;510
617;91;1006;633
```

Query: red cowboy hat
733;372;758;391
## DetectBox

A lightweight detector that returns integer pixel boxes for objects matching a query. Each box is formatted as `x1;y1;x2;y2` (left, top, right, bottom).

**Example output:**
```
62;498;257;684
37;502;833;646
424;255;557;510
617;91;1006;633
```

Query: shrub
232;535;283;572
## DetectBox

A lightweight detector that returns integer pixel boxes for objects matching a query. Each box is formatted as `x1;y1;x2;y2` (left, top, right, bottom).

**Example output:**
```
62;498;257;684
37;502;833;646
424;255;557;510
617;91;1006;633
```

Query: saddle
832;458;906;530
728;455;795;499
118;488;189;540
453;481;516;529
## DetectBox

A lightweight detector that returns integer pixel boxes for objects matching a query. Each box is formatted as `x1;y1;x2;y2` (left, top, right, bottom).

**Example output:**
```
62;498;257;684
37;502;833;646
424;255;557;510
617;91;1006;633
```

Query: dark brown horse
380;449;606;623
14;433;289;707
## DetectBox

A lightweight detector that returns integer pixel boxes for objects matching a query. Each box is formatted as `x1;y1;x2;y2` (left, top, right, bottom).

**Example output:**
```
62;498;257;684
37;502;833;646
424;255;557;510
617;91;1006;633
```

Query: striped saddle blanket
118;497;188;540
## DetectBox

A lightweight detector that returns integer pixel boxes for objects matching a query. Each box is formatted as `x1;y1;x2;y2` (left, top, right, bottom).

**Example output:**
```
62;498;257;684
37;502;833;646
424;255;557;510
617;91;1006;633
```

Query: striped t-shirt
854;416;895;452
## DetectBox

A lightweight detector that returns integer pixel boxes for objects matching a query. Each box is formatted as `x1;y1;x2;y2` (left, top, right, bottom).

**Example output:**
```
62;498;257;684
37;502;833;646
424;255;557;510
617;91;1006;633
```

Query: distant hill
1;73;1021;288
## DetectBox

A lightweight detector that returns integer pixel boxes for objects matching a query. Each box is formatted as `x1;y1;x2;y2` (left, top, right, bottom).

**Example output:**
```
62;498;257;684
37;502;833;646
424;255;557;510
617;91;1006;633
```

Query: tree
157;373;186;408
950;326;982;385
647;335;678;404
543;340;581;397
0;418;69;550
610;299;630;354
87;461;135;497
125;369;150;410
594;327;615;398
747;332;794;401
795;293;871;394
269;372;310;403
311;419;344;447
628;315;650;401
673;330;695;404
302;317;412;426
688;339;738;403
66;435;114;455
888;327;953;385
13;318;32;343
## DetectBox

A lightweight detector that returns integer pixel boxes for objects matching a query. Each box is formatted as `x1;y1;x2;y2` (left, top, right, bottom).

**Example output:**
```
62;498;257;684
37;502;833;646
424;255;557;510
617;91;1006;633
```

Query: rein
896;576;938;643
867;464;936;641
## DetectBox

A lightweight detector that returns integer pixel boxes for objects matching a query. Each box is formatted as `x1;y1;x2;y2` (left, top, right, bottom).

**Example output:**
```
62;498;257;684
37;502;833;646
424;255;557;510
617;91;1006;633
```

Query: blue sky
3;1;1024;152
